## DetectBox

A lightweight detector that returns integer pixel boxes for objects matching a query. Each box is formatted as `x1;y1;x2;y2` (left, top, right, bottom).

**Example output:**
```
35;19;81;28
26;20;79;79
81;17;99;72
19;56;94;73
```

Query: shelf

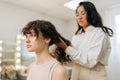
2;59;15;62
1;41;16;45
0;49;17;53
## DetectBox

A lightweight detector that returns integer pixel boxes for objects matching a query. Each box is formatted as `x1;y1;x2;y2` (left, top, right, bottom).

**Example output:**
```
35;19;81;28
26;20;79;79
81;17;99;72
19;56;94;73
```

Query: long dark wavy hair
22;20;71;64
75;1;113;37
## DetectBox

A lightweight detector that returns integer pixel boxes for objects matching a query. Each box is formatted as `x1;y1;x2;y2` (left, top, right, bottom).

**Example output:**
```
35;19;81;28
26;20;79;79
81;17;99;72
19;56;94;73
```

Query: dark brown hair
22;20;71;64
75;1;113;36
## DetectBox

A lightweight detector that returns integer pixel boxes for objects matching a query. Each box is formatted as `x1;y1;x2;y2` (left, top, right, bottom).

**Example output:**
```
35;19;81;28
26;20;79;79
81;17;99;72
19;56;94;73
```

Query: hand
56;38;68;50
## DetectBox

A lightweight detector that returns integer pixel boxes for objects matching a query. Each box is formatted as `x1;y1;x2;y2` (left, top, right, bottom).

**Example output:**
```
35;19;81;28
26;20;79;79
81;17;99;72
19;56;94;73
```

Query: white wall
104;5;120;80
65;19;77;40
88;6;120;80
1;1;120;80
0;1;69;42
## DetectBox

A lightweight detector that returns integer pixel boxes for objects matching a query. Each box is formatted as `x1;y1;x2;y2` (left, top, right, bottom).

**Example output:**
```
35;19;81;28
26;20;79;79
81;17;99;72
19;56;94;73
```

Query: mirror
0;40;16;67
0;40;18;79
0;34;36;80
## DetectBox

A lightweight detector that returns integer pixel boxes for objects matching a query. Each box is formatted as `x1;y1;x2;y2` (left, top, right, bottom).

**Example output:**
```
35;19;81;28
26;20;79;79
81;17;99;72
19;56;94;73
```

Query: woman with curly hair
22;20;71;80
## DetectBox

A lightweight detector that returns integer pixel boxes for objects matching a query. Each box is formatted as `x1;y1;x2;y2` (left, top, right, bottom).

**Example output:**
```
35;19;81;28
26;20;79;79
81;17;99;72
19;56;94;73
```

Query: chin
27;49;34;52
78;23;83;27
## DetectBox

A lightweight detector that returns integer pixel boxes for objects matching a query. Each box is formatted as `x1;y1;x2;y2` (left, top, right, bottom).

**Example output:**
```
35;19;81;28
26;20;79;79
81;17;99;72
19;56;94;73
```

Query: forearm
65;46;98;68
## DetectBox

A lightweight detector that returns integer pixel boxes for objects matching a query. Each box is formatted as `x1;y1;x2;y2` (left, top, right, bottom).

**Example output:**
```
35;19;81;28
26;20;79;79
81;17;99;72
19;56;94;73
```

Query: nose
25;37;30;43
77;15;82;21
78;15;82;19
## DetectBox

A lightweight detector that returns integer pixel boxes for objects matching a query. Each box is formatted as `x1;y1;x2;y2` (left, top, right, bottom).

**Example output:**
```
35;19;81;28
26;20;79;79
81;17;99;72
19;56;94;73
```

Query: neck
35;49;53;65
83;24;90;32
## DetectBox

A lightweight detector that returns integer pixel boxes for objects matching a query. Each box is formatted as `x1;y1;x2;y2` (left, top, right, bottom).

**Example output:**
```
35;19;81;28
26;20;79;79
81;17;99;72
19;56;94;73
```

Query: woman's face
24;30;49;53
76;6;90;28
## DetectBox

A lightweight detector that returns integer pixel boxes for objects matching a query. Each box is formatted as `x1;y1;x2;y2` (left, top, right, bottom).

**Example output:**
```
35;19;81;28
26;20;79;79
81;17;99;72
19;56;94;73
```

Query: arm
65;32;111;68
56;29;111;68
52;64;68;80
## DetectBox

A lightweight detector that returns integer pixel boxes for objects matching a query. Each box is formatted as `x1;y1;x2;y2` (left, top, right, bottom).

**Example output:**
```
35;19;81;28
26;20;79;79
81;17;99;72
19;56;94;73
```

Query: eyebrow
77;10;86;13
25;30;35;35
30;31;36;34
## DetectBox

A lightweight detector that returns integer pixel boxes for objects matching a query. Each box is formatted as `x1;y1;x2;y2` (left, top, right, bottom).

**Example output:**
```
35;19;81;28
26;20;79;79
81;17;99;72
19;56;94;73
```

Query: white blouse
65;25;111;68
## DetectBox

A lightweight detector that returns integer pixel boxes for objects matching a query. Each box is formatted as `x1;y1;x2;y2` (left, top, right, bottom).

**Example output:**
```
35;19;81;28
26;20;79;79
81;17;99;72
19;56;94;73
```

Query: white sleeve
65;33;110;68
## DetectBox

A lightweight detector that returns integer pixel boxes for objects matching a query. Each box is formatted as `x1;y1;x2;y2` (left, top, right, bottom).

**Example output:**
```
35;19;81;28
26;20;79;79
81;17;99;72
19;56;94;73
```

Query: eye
81;11;86;15
22;35;27;39
76;14;79;17
31;31;37;36
76;11;86;17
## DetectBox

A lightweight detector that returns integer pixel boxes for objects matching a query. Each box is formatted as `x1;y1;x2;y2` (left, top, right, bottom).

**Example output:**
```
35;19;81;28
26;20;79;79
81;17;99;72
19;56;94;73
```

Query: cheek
76;18;79;22
83;17;88;24
36;40;46;48
38;42;45;47
83;16;88;21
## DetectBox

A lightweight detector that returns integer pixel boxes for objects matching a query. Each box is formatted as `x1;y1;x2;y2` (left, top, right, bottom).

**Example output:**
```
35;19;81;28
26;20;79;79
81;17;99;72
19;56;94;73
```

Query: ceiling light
64;0;84;10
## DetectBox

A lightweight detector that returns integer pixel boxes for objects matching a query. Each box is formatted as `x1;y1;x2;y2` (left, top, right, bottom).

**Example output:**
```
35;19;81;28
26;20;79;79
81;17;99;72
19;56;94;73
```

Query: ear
45;38;51;44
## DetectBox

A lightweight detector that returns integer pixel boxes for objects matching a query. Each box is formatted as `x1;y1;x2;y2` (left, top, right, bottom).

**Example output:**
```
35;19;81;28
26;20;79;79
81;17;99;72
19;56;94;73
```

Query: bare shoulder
26;62;34;74
52;63;68;80
54;64;66;74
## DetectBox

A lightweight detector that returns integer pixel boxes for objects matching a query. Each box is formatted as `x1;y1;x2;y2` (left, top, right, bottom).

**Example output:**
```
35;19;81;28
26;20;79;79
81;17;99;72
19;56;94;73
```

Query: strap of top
49;60;59;80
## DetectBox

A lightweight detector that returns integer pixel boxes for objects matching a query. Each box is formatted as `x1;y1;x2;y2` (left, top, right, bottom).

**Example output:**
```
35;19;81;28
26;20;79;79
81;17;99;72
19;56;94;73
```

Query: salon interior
0;0;120;80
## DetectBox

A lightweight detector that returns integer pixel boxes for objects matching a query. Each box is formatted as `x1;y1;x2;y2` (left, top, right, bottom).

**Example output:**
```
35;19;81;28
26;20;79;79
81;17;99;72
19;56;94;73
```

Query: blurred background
0;0;120;80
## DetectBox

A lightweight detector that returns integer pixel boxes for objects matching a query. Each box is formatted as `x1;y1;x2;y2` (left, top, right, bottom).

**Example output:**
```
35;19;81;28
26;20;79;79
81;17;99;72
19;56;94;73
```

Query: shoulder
52;63;68;80
92;27;106;37
88;27;108;43
26;62;35;74
93;27;104;33
54;64;66;73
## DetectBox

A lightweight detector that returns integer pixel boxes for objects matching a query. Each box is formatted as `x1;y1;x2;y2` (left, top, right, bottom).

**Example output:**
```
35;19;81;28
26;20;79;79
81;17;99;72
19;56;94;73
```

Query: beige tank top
27;59;59;80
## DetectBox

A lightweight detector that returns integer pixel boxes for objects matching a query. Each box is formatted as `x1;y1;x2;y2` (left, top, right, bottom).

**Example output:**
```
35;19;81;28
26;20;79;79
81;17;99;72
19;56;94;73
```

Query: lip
77;20;83;23
26;45;32;48
78;20;83;22
78;21;83;24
